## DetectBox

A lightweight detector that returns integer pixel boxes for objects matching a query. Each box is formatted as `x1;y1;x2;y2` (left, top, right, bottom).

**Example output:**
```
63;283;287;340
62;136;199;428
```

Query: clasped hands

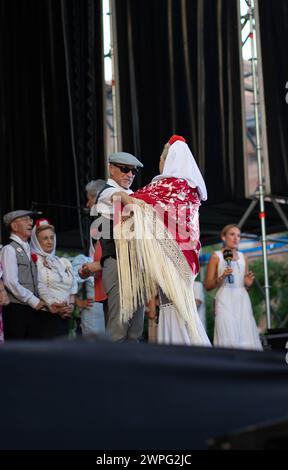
35;300;73;317
49;301;74;318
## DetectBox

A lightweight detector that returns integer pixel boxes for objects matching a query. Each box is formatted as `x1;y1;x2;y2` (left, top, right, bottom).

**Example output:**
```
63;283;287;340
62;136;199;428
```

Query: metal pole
248;0;271;328
110;0;122;154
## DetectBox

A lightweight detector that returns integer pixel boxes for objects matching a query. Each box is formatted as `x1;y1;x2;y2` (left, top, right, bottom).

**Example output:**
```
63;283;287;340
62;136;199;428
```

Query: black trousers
3;303;42;340
38;311;69;339
3;304;70;340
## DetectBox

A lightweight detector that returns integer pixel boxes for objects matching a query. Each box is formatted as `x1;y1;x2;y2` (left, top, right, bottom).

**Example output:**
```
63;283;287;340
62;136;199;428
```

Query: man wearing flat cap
90;152;145;342
1;210;44;339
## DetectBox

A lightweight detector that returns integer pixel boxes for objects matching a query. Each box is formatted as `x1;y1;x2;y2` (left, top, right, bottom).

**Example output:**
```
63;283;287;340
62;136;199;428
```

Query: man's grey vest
7;240;38;304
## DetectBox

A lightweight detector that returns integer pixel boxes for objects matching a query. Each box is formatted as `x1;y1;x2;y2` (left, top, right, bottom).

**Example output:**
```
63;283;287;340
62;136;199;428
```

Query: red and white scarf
132;177;201;275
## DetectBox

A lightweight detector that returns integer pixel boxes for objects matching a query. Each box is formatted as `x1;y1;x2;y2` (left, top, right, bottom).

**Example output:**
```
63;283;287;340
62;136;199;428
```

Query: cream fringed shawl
114;200;206;345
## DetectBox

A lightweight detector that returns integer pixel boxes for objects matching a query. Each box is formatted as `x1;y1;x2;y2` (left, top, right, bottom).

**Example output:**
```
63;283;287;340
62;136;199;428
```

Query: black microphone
223;248;234;284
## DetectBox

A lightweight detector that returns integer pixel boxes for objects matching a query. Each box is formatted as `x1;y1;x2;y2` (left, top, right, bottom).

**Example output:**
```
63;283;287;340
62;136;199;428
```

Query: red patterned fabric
132;178;201;274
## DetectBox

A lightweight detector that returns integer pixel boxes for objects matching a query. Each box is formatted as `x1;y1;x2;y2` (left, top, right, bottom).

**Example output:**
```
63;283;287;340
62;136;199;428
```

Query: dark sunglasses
112;163;139;175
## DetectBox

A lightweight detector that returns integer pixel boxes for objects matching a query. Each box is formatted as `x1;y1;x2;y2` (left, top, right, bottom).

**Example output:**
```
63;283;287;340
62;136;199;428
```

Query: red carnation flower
35;218;51;228
31;253;38;263
169;134;186;145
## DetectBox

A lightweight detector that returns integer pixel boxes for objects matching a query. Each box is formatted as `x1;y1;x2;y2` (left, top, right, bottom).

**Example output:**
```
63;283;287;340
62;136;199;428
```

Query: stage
0;339;288;450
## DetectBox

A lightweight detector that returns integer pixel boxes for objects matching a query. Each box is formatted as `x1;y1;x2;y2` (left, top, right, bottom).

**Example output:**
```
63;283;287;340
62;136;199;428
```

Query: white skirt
158;302;211;347
214;287;262;350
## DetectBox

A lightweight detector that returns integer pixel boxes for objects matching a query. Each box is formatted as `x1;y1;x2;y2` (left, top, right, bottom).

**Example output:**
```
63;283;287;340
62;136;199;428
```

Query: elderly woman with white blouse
30;219;78;338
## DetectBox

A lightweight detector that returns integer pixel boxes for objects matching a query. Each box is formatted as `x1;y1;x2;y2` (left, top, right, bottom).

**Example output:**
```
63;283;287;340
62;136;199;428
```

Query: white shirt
0;235;40;308
91;178;132;220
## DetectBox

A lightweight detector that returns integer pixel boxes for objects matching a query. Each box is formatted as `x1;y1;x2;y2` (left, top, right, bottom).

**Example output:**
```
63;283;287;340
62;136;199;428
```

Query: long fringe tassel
114;202;205;344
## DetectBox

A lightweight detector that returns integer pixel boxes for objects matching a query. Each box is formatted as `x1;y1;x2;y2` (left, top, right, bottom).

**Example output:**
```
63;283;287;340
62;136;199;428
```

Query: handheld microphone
223;248;234;284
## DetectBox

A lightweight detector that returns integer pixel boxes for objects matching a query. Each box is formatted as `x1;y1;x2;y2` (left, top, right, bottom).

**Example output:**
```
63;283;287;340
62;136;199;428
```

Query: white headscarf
152;140;207;201
30;224;68;281
30;224;56;257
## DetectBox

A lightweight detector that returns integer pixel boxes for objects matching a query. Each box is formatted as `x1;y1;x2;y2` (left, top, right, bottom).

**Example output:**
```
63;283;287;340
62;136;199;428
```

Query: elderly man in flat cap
1;210;45;339
87;152;145;342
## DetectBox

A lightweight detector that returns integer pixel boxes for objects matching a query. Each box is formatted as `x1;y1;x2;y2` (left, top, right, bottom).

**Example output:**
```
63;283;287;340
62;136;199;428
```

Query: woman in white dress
30;219;78;338
204;224;262;350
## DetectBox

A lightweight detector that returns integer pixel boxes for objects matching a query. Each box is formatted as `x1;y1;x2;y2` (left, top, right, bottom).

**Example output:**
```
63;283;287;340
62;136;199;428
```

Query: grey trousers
102;257;144;342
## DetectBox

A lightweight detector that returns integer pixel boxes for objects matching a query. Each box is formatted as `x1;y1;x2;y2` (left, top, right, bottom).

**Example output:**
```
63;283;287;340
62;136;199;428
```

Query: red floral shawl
132;177;201;275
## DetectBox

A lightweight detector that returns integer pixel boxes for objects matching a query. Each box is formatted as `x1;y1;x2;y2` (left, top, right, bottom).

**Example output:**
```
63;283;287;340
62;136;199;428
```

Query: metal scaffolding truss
238;0;272;326
238;0;288;328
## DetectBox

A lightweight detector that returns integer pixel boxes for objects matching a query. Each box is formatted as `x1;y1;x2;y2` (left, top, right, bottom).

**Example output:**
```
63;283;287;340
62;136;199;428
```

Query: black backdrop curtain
0;0;105;248
258;0;288;198
115;0;245;208
115;0;288;244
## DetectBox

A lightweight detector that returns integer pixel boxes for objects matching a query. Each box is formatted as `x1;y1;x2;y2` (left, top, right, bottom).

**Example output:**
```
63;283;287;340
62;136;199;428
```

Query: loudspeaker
208;419;288;450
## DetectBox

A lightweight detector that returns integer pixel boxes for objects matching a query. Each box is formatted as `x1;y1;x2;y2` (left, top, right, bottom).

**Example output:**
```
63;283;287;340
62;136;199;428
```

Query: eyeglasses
112;164;139;175
18;216;33;223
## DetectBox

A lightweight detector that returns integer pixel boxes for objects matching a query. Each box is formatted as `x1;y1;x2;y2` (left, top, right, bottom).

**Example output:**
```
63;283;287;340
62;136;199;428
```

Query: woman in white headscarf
30;219;78;338
112;135;210;346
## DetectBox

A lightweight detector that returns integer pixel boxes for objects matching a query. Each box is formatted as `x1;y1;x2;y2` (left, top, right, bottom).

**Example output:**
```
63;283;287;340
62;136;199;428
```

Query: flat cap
109;152;143;168
3;210;34;227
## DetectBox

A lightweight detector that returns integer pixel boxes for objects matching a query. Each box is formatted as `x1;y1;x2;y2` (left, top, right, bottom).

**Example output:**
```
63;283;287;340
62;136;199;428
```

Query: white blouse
37;255;78;306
